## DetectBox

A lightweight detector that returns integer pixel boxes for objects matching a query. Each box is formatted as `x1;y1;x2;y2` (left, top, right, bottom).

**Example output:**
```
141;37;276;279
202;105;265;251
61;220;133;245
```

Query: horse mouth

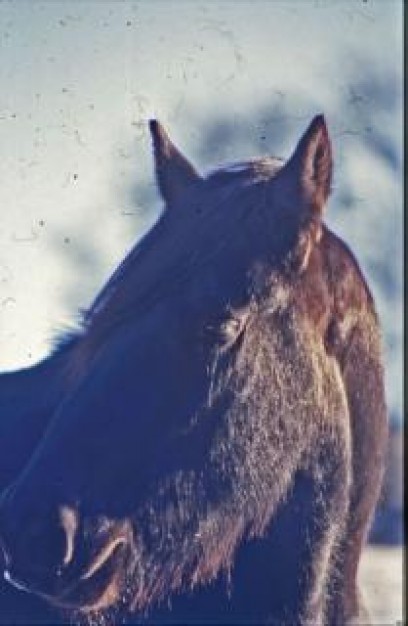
56;537;129;611
4;535;131;613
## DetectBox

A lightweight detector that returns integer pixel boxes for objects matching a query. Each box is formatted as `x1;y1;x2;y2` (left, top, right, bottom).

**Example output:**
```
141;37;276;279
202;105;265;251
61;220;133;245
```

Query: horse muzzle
0;485;134;612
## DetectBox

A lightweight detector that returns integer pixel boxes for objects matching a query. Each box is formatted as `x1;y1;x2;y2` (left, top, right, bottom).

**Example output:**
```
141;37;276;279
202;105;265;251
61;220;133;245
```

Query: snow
360;546;404;625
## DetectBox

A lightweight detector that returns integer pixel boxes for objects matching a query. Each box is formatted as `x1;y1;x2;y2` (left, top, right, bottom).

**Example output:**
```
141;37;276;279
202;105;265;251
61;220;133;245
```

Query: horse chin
54;575;122;615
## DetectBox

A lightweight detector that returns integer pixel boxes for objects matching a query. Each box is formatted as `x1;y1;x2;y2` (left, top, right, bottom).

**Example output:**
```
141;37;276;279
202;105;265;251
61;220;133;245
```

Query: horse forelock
206;156;284;184
88;158;283;310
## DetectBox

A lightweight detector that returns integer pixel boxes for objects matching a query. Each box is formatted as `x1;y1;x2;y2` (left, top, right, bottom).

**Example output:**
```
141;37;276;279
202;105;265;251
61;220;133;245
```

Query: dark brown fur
0;117;387;625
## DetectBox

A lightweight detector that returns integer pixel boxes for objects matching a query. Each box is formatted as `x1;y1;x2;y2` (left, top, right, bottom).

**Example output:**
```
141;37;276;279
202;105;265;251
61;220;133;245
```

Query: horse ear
149;120;202;207
277;115;332;217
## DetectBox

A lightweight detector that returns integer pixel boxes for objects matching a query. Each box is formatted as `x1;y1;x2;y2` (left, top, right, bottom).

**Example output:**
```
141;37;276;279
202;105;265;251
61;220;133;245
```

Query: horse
0;115;387;625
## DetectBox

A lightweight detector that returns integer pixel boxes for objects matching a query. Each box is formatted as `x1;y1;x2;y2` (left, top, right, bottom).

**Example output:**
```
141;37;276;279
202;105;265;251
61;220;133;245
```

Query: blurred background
0;1;403;622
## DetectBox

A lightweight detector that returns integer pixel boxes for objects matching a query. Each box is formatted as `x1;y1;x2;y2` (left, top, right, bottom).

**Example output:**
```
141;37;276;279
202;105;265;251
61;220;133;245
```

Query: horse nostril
0;494;79;590
23;520;68;575
21;503;79;577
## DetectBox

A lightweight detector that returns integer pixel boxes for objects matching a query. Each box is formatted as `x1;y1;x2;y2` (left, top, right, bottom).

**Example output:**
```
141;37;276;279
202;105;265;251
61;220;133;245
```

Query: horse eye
218;318;242;340
205;314;246;347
